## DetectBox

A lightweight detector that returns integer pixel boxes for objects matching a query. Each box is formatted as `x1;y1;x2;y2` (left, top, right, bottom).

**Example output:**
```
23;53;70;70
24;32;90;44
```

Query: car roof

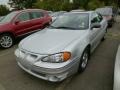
96;7;112;10
15;9;46;13
8;9;47;17
70;9;85;12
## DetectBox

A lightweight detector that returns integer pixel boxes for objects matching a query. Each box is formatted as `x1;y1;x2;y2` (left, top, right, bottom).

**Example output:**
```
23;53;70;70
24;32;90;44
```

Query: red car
0;9;52;48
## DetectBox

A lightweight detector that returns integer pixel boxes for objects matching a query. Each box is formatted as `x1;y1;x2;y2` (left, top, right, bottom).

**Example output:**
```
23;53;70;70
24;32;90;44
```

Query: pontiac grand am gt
15;11;108;82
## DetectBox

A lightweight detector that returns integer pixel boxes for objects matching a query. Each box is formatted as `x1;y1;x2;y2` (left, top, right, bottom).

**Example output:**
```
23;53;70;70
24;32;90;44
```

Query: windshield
49;13;89;30
51;12;65;17
0;16;5;22
0;11;18;24
96;8;112;16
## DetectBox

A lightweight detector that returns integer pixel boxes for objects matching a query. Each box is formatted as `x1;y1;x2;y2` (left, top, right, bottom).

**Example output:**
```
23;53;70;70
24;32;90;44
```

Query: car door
29;11;45;31
13;12;31;36
89;12;102;51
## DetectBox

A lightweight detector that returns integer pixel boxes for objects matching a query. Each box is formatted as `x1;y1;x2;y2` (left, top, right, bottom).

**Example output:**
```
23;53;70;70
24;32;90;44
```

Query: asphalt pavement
0;16;120;90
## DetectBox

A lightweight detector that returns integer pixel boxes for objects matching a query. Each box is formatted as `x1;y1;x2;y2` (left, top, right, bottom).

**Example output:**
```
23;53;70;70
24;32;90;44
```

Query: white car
114;45;120;90
15;11;108;82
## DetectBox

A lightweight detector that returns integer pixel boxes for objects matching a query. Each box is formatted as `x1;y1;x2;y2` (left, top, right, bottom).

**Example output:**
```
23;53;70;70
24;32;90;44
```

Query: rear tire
0;34;14;49
78;47;90;73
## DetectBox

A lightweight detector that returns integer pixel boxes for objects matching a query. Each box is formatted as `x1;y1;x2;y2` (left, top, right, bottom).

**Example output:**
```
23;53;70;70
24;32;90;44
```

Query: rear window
30;11;44;19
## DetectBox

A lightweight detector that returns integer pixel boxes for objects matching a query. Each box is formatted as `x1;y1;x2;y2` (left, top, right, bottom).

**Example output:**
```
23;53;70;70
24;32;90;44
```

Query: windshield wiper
49;25;77;30
55;26;77;30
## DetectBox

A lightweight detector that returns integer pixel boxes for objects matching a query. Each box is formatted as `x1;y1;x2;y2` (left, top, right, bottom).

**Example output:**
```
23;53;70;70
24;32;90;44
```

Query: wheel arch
85;44;91;57
0;31;15;48
77;44;91;72
0;32;15;39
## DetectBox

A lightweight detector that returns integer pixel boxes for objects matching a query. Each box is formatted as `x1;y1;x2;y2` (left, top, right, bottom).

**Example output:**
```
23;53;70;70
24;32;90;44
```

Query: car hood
20;28;88;54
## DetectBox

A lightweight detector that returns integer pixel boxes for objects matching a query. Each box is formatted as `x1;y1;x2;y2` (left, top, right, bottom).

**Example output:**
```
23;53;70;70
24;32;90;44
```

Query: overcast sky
0;0;9;6
0;0;10;8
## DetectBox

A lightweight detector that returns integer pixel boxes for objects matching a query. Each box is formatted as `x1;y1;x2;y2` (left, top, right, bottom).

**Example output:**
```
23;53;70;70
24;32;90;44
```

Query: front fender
63;35;90;61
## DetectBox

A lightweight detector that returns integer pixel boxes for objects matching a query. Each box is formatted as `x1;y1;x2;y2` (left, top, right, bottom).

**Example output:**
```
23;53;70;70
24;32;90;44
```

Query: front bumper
17;61;69;82
15;49;78;82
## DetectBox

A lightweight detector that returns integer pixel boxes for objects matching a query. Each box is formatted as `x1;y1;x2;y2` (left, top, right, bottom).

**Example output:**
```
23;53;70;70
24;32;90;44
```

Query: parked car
0;9;52;49
95;7;116;27
15;11;108;82
50;11;67;21
114;45;120;90
105;6;118;16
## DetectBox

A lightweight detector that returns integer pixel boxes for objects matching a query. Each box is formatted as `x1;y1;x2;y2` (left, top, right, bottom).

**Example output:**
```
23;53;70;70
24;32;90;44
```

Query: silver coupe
15;11;108;82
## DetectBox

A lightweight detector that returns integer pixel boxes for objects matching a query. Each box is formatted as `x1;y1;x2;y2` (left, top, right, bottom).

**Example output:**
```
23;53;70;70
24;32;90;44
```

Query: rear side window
30;11;44;19
17;12;30;21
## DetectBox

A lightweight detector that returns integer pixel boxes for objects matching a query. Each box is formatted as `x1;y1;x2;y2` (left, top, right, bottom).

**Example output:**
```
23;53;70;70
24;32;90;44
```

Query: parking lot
0;16;120;90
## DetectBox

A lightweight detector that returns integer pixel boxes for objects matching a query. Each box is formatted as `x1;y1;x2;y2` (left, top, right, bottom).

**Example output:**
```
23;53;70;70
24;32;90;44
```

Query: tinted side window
30;12;44;19
97;14;103;22
17;12;30;21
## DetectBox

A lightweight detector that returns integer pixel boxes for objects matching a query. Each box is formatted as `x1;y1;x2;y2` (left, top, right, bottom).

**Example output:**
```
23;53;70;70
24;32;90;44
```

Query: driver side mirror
15;20;20;25
91;23;101;29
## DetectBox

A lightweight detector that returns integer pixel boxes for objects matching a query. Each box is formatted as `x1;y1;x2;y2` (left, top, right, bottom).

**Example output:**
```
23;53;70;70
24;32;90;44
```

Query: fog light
48;76;60;82
47;73;68;82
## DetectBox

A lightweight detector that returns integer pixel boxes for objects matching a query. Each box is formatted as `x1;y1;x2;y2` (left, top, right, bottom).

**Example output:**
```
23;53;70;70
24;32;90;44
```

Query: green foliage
9;0;37;9
87;0;105;10
34;0;79;11
0;5;9;16
9;0;119;11
60;2;74;11
34;0;63;11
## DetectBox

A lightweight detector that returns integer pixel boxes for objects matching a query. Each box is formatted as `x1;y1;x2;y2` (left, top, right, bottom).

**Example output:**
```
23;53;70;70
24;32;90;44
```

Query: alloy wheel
0;34;13;48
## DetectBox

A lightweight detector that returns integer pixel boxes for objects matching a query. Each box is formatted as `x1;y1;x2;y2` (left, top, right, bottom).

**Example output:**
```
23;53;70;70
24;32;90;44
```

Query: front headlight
41;52;71;63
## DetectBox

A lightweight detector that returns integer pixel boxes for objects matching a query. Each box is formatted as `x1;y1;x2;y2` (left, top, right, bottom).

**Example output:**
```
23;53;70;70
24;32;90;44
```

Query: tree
87;0;105;10
60;1;74;11
9;0;37;9
0;5;9;16
34;0;61;11
9;0;119;11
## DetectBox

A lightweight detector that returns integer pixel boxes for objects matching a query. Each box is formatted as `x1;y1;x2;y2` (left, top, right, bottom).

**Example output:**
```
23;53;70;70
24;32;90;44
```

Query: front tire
78;47;90;72
0;34;14;49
